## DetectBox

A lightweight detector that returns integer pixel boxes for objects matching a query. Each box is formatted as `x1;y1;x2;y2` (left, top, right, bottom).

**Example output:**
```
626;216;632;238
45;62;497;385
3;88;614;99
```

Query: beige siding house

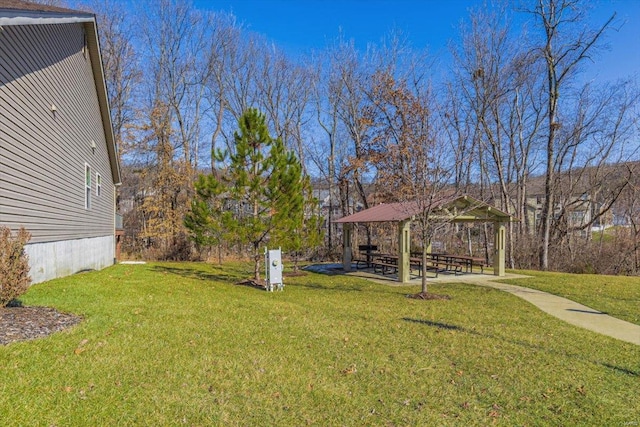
0;0;121;283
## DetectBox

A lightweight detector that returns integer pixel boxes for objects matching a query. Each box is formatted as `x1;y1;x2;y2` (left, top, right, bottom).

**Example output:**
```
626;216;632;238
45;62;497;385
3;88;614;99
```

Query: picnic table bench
411;258;462;277
354;245;380;269
411;252;487;273
410;259;441;277
373;254;463;277
369;254;400;275
371;260;399;275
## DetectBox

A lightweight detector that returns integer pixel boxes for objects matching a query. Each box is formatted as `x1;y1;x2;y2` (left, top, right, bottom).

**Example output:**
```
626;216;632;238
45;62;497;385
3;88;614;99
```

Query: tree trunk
253;242;260;281
421;244;428;295
328;155;335;256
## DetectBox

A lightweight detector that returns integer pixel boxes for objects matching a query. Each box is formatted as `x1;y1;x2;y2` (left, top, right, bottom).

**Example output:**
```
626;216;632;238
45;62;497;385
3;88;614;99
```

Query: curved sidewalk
307;264;640;345
459;274;640;346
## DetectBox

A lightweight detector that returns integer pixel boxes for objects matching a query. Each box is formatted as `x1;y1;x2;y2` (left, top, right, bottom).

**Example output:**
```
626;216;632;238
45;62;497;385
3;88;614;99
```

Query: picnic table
372;254;461;277
364;251;486;278
370;253;399;274
412;252;486;273
354;244;380;269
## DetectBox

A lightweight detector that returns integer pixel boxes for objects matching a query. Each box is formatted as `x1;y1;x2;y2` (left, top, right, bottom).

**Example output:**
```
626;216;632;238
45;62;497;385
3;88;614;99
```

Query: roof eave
0;9;94;25
83;20;121;185
334;195;518;224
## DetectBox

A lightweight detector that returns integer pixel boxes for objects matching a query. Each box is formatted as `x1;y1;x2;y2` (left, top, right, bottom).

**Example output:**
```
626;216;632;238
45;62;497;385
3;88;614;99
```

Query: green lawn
1;262;638;426
502;270;640;325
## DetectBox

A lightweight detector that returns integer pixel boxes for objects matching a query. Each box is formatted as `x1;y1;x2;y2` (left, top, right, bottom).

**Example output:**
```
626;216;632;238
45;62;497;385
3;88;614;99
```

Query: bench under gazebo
335;195;516;283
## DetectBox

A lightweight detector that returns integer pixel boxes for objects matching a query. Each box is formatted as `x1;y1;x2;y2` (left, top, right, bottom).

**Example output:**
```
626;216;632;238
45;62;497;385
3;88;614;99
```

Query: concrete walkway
306;264;640;345
456;274;640;346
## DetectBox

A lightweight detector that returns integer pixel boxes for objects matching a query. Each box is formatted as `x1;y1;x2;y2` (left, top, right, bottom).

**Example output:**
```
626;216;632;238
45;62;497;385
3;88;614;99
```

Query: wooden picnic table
370;253;399;275
374;254;461;277
451;254;486;273
353;244;381;269
412;253;486;273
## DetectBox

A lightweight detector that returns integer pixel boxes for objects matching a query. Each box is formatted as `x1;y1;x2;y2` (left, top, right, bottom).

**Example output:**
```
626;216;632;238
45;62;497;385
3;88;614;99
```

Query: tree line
72;0;639;274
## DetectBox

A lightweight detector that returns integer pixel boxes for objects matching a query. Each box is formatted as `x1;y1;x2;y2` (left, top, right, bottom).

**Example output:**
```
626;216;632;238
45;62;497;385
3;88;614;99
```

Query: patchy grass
503;270;640;325
591;226;625;243
0;262;638;426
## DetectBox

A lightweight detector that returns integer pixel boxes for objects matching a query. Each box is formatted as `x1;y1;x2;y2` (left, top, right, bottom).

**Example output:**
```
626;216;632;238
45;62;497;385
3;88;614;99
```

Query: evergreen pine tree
186;108;319;280
273;174;324;271
184;174;228;264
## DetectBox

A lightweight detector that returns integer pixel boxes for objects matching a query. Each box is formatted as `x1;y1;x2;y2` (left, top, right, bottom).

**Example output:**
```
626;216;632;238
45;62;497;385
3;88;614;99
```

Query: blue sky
193;0;639;83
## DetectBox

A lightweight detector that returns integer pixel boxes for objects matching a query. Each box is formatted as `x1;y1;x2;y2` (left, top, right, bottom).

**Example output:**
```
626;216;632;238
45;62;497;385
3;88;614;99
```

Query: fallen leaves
341;364;357;375
74;339;89;355
483;403;502;420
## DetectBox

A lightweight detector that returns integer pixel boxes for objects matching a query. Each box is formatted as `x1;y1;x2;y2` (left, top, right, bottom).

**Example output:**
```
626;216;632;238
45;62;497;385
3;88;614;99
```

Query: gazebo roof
334;201;421;223
334;195;515;224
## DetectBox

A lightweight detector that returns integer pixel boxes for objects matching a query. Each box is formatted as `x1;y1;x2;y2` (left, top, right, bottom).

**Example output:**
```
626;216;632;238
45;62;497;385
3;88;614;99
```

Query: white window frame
96;172;102;197
85;163;91;210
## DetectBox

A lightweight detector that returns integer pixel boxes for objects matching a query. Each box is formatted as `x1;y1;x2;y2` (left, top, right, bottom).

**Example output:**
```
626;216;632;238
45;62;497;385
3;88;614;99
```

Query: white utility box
264;247;283;291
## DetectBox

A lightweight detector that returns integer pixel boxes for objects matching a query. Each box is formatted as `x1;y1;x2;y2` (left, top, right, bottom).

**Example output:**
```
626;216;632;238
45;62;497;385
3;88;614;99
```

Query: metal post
398;220;411;283
343;223;352;271
493;222;506;276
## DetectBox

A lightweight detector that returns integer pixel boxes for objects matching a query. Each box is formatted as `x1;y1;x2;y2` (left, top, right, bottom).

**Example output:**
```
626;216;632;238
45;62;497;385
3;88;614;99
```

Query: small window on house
85;164;91;209
96;173;102;197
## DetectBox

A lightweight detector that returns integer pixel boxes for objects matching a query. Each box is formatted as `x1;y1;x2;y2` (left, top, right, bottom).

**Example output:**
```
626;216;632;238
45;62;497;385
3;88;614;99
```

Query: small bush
0;226;32;306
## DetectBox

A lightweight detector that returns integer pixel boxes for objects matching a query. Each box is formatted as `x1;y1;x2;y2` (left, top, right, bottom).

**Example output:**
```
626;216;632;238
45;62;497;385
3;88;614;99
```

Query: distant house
520;162;639;236
0;0;121;283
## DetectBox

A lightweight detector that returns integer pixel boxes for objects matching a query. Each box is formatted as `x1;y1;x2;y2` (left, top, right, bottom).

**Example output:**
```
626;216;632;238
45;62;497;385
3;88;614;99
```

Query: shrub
0;226;32;306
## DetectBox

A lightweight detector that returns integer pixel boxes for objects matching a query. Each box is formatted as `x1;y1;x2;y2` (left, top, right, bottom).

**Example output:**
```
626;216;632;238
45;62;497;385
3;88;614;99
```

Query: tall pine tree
186;108;315;280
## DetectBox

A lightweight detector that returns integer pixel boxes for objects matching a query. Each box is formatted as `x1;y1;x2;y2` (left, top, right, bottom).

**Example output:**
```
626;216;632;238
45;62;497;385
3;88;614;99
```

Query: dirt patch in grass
407;292;451;300
283;270;307;277
0;305;82;345
236;279;267;289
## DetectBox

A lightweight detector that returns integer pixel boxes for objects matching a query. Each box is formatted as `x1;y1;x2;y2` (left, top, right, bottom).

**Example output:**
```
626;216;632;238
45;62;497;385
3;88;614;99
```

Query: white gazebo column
342;223;353;271
493;221;506;276
398;220;411;283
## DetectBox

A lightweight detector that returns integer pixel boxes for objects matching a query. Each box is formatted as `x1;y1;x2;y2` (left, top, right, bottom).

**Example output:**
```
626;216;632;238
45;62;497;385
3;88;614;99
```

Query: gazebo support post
398;220;411;283
493;221;506;276
342;223;352;272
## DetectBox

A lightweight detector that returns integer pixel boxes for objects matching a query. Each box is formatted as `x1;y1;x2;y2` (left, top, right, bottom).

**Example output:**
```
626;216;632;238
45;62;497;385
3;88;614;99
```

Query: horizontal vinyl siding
0;23;115;243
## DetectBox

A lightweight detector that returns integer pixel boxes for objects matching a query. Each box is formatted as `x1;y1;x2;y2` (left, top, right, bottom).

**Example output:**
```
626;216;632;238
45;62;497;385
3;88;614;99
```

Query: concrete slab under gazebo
334;195;516;283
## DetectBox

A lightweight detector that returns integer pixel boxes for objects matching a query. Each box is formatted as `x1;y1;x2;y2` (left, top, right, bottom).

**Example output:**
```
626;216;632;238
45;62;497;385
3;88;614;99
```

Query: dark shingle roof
0;0;90;16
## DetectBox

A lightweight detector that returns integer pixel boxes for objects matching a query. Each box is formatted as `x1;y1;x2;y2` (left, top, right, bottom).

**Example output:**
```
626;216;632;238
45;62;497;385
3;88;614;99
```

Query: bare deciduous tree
364;68;459;294
531;0;616;269
450;6;544;268
86;0;141;158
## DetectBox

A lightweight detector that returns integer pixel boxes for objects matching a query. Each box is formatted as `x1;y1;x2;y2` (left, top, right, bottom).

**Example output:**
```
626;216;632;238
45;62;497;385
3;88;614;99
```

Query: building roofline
0;14;93;25
0;0;93;24
0;0;91;15
0;1;121;185
84;19;122;185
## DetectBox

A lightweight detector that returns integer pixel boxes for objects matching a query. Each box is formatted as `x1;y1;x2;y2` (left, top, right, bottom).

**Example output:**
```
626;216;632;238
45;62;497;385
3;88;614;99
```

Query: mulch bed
0;306;82;346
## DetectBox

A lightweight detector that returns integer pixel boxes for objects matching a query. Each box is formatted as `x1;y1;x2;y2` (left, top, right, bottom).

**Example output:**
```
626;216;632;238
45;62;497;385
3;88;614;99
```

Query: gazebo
335;195;516;283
